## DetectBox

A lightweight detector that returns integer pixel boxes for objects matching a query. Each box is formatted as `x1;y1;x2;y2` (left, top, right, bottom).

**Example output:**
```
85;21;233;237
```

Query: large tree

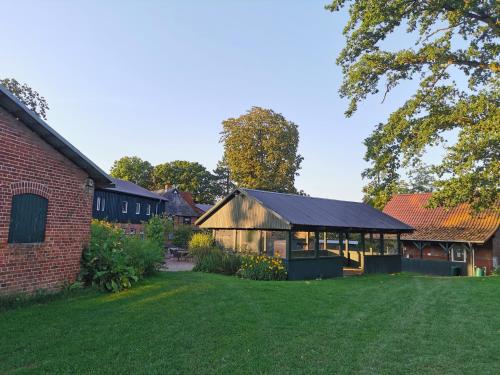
220;107;303;193
1;78;49;120
152;160;219;203
327;1;499;211
110;156;153;188
212;158;235;197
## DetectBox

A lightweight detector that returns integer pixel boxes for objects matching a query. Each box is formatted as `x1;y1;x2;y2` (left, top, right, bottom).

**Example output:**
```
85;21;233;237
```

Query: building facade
0;85;111;294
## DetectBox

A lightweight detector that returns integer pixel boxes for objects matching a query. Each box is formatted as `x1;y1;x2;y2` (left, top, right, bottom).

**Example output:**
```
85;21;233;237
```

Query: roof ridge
240;188;364;205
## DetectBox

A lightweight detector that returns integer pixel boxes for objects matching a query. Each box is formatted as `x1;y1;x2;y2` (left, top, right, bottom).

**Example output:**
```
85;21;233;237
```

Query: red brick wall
0;108;94;294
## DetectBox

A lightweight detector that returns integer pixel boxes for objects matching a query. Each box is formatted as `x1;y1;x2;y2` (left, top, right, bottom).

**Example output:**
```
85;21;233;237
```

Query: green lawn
1;272;499;374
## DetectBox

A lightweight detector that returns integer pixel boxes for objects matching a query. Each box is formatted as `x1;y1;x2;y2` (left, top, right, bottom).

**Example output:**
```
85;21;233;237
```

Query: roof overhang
0;84;112;187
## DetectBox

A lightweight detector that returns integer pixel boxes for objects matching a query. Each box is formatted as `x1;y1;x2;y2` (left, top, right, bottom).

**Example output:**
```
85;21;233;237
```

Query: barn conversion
196;188;413;279
384;193;500;276
0;84;112;293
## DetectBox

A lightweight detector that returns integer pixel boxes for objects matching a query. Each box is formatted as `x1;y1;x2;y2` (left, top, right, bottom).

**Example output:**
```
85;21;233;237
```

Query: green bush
493;267;500;276
189;232;215;250
237;255;287;281
172;225;193;248
192;247;242;275
80;220;165;292
144;215;171;248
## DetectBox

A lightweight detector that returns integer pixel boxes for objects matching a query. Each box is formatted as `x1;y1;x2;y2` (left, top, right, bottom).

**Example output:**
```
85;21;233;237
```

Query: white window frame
451;245;467;263
101;198;105;212
96;197;101;211
122;201;128;214
136;203;141;215
146;204;151;216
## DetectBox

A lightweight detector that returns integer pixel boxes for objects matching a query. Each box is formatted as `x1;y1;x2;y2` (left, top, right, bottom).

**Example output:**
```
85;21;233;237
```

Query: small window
96;197;101;211
183;217;191;225
122;201;128;213
146;204;151;216
451;245;466;262
136;203;141;214
101;198;105;212
8;194;48;244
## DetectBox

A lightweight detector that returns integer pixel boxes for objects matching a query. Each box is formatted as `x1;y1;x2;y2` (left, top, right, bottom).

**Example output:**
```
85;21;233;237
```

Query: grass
1;272;499;374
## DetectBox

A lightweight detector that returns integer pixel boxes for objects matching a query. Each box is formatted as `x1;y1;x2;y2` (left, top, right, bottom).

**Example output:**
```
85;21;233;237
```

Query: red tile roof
383;193;499;244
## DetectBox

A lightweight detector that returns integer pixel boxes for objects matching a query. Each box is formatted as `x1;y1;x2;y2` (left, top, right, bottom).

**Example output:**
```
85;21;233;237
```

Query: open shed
196;188;413;279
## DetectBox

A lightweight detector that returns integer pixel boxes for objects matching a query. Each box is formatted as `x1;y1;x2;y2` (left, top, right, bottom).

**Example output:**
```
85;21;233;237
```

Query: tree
212;158;235;197
220;107;303;193
110;156;153;188
1;78;49;120
327;1;499;211
152;160;219;203
406;163;436;193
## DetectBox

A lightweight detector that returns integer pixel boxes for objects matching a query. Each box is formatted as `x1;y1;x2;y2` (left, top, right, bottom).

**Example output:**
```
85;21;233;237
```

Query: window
122;201;128;213
8;194;48;244
183;217;191;225
290;231;316;258
451;245;466;262
96;197;101;211
101;198;105;211
136;203;141;215
146;204;151;216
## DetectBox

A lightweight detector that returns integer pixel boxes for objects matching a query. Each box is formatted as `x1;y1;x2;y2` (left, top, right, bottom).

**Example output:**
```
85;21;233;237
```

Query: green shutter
8;194;48;244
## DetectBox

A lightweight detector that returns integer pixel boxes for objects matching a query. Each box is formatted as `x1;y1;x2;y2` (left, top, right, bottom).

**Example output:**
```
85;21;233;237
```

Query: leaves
110;156;154;188
1;78;49;120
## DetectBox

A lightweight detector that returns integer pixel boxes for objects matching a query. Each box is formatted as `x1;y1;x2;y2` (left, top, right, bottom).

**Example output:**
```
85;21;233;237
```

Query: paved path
161;257;194;272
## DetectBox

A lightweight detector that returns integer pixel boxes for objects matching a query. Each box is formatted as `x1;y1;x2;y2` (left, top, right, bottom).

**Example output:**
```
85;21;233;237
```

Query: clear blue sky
2;0;420;201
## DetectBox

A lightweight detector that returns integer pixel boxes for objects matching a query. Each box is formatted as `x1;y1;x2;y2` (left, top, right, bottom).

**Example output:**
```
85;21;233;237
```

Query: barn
0;84;112;294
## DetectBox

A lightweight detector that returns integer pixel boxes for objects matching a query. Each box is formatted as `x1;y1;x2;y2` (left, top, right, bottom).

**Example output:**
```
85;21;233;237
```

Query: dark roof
198;188;413;232
384;193;499;243
0;84;112;187
195;203;213;213
160;188;199;217
102;177;167;201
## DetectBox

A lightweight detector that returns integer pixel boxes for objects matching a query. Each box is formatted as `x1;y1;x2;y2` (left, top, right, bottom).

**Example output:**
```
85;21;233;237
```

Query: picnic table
169;247;190;261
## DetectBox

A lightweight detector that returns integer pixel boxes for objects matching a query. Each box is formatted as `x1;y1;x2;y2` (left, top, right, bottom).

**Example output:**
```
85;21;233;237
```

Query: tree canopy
221;107;303;193
152;160;220;203
1;78;49;120
110;156;154;188
327;0;499;211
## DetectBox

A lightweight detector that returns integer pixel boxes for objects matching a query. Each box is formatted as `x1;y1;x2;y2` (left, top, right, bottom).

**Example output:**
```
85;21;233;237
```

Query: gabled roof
197;188;413;232
0;84;112;187
159;188;199;217
101;177;167;201
195;203;213;213
383;193;500;244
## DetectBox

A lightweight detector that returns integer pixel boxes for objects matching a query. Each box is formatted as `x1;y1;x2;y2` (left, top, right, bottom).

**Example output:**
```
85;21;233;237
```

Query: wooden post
361;233;366;270
369;233;374;255
339;232;343;258
379;233;384;255
397;233;402;256
287;231;292;260
314;231;319;258
345;232;350;265
420;241;423;259
323;232;327;250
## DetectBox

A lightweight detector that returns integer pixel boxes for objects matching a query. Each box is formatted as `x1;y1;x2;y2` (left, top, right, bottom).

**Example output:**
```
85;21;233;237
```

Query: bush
172;225;193;248
493;267;500;276
192;247;242;275
80;220;165;292
237;255;287;281
189;232;215;250
145;215;171;248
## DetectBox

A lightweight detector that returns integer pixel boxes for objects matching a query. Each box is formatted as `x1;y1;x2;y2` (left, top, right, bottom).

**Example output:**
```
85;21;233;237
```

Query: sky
2;0;424;201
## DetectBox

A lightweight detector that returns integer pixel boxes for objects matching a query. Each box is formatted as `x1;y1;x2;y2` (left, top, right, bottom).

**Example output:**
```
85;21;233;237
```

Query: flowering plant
237;254;287;281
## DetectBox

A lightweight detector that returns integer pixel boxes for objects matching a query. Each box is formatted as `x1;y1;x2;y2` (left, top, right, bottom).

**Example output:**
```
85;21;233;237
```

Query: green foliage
212;158;235;197
188;232;215;250
1;78;49;120
172;225;193;248
80;220;164;292
110;156;154;189
221;107;303;193
192;247;242;275
237;254;287;281
493;267;500;276
327;1;499;212
145;215;171;248
152;160;220;203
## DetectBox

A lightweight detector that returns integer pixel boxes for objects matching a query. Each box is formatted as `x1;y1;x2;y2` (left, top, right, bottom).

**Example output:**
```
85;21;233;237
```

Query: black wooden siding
93;189;166;224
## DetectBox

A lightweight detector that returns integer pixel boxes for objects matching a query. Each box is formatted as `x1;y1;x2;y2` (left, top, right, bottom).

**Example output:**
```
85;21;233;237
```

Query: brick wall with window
0;107;94;294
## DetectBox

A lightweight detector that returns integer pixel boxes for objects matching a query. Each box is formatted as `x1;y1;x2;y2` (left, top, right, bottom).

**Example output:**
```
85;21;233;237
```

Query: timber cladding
0;107;94;294
199;193;290;230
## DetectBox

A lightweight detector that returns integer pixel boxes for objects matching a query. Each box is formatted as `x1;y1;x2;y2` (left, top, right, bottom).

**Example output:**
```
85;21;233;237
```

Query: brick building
384;193;499;275
0;85;111;294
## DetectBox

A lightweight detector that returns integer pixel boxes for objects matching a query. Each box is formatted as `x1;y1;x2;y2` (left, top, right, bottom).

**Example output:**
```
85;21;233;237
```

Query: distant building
158;187;200;227
195;203;213;214
93;177;167;234
0;84;112;294
384;193;500;275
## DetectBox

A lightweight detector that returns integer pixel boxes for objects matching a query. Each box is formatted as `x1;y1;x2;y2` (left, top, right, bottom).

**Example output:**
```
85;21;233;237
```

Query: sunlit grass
1;272;499;374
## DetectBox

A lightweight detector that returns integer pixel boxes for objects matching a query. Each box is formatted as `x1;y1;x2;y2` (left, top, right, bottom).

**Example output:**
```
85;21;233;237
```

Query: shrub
80;220;164;292
189;232;215;250
145;215;171;248
237;255;287;281
192;247;242;275
172;225;193;248
493;267;500;276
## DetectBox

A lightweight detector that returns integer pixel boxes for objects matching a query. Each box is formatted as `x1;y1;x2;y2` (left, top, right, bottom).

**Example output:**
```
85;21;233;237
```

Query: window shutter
8;194;48;244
